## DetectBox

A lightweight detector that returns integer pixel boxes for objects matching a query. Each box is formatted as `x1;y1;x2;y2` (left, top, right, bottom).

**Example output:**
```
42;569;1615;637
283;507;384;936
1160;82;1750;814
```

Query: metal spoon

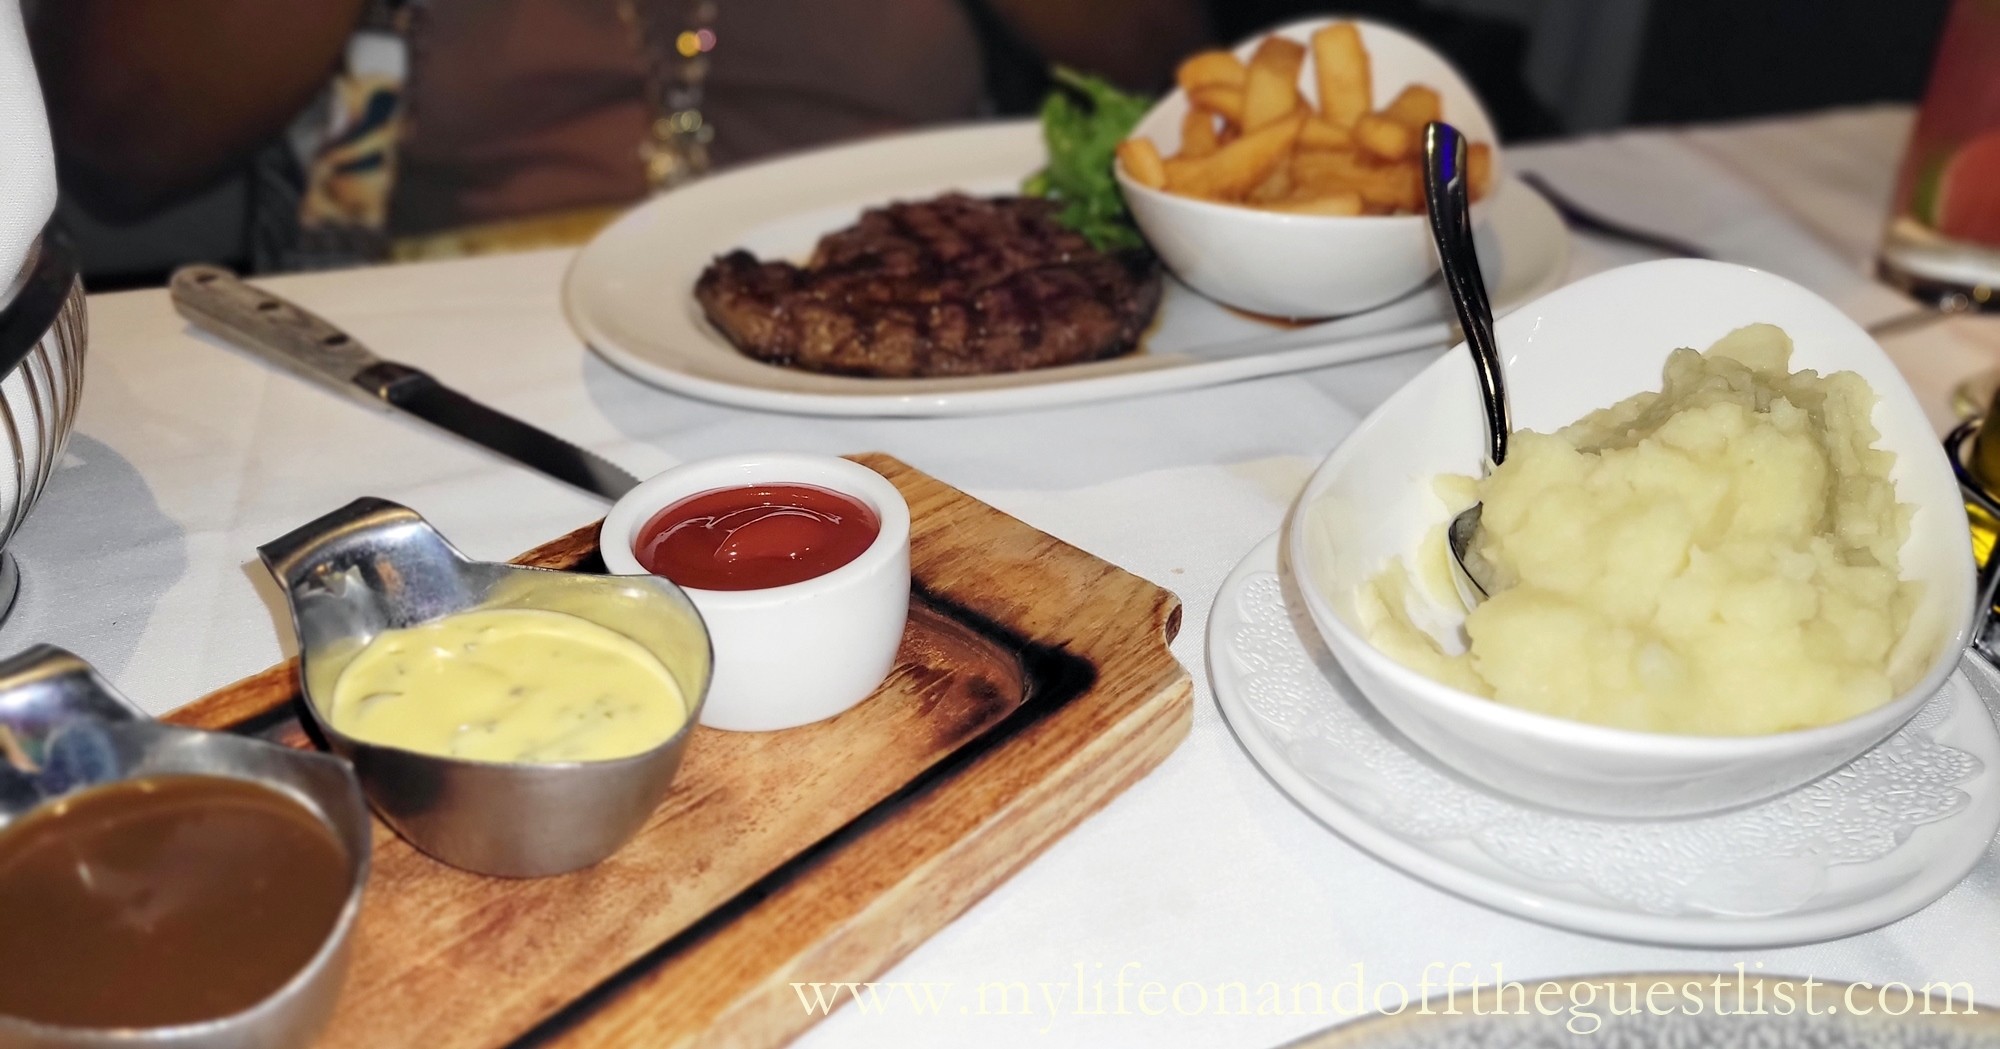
1423;121;1511;607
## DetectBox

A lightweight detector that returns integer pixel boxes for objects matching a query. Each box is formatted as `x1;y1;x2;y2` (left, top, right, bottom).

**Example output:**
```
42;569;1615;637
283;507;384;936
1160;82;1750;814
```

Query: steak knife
169;265;638;500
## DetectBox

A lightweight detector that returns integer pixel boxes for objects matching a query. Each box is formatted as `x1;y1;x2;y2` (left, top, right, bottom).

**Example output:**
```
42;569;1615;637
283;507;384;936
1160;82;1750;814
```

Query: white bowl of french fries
1116;18;1500;319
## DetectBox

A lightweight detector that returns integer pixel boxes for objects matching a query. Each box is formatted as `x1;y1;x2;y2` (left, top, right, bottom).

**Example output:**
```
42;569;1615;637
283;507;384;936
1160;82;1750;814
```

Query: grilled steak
694;194;1162;378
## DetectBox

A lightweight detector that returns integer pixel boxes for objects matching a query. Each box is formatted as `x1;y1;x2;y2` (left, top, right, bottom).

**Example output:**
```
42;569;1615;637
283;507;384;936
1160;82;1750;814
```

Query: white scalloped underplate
1209;533;2000;948
563;121;1567;417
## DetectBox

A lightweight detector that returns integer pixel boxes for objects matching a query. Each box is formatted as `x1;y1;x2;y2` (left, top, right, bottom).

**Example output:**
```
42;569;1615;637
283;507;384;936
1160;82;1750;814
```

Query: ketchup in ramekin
633;484;880;591
601;454;911;732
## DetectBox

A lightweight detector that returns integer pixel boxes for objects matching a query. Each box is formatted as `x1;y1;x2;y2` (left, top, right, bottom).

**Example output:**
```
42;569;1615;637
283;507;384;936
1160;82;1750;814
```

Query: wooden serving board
165;454;1190;1049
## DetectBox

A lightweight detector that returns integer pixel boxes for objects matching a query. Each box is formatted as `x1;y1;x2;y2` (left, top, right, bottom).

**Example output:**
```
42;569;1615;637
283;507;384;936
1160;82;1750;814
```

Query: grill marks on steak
694;194;1162;378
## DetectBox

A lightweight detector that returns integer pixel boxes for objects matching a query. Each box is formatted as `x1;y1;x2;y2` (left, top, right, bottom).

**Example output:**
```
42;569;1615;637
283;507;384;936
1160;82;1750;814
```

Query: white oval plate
1209;533;2000;948
562;121;1568;417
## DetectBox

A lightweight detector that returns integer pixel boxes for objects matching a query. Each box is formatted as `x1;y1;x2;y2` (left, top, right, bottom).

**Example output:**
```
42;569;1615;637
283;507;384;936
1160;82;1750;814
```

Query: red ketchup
635;483;880;591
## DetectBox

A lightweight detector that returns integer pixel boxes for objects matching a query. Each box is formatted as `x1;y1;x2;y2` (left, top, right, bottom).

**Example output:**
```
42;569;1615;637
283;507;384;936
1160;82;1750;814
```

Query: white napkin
0;0;53;285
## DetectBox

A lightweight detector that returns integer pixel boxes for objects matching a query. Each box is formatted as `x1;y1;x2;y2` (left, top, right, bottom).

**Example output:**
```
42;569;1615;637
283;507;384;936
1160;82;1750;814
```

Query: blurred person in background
30;0;1205;275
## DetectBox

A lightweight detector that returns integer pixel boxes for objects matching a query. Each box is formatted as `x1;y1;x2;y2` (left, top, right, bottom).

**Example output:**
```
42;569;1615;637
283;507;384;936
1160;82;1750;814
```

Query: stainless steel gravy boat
0;645;370;1049
259;497;711;878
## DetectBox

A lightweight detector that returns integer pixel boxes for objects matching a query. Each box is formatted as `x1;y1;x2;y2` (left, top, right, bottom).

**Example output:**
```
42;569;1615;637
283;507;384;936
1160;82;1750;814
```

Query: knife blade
169;265;639;500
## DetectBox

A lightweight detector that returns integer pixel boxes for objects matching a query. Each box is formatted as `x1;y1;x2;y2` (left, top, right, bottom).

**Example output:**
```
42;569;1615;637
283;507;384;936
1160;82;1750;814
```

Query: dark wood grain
164;454;1190;1049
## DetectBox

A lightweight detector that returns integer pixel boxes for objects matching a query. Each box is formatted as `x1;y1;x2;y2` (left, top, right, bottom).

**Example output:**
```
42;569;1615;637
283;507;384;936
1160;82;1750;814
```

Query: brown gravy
0;775;350;1028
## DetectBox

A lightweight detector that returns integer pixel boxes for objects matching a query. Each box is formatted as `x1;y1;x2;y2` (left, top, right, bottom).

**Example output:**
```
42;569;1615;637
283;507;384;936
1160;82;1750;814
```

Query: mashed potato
1358;324;1922;735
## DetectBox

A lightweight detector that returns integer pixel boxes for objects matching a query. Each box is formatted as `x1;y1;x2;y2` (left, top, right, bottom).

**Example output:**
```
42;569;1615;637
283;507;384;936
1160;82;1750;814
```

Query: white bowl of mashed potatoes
1288;259;1975;818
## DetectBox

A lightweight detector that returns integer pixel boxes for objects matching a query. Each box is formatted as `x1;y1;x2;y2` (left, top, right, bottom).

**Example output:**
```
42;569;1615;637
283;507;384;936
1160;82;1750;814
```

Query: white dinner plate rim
561;120;1569;417
1208;531;2000;948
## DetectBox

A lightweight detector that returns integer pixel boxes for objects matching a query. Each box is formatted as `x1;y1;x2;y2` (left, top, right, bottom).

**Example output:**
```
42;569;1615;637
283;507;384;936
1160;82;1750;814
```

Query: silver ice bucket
0;225;86;618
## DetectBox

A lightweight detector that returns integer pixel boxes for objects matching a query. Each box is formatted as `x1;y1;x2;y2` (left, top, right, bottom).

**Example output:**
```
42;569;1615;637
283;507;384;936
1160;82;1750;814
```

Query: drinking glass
1880;0;2000;309
1878;0;2000;418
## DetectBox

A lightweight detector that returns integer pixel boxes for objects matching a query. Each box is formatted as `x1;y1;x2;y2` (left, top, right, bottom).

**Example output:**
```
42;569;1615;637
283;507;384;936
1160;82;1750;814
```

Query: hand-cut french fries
1310;24;1372;130
1247;163;1294;204
1124;22;1494;218
1188;84;1244;124
1118;138;1168;190
1242;36;1307;131
1163;112;1304;200
1353;112;1414;161
1298;116;1354;151
1176;50;1246;94
1467;141;1493;200
1380;84;1441;131
1181;109;1221;158
1262;190;1363;216
1290;149;1422;212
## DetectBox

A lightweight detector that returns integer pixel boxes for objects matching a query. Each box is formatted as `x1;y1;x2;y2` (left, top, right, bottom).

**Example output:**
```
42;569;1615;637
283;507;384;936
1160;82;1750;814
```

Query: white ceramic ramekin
602;454;911;732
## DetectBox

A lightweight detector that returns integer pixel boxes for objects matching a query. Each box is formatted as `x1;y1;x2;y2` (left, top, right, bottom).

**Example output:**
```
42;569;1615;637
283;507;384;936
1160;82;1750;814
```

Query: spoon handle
1423;122;1511;467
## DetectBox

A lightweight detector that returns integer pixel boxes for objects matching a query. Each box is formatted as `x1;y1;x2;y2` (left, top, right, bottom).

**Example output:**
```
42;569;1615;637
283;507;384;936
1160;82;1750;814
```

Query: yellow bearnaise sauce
328;608;687;763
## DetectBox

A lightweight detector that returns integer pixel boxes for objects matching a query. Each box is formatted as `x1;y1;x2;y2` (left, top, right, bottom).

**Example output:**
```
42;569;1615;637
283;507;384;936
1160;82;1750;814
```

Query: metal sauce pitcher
259;498;711;878
0;645;369;1049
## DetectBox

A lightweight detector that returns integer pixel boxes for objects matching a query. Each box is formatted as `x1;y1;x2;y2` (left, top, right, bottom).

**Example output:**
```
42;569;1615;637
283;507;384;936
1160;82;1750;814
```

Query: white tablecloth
18;105;2000;1047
